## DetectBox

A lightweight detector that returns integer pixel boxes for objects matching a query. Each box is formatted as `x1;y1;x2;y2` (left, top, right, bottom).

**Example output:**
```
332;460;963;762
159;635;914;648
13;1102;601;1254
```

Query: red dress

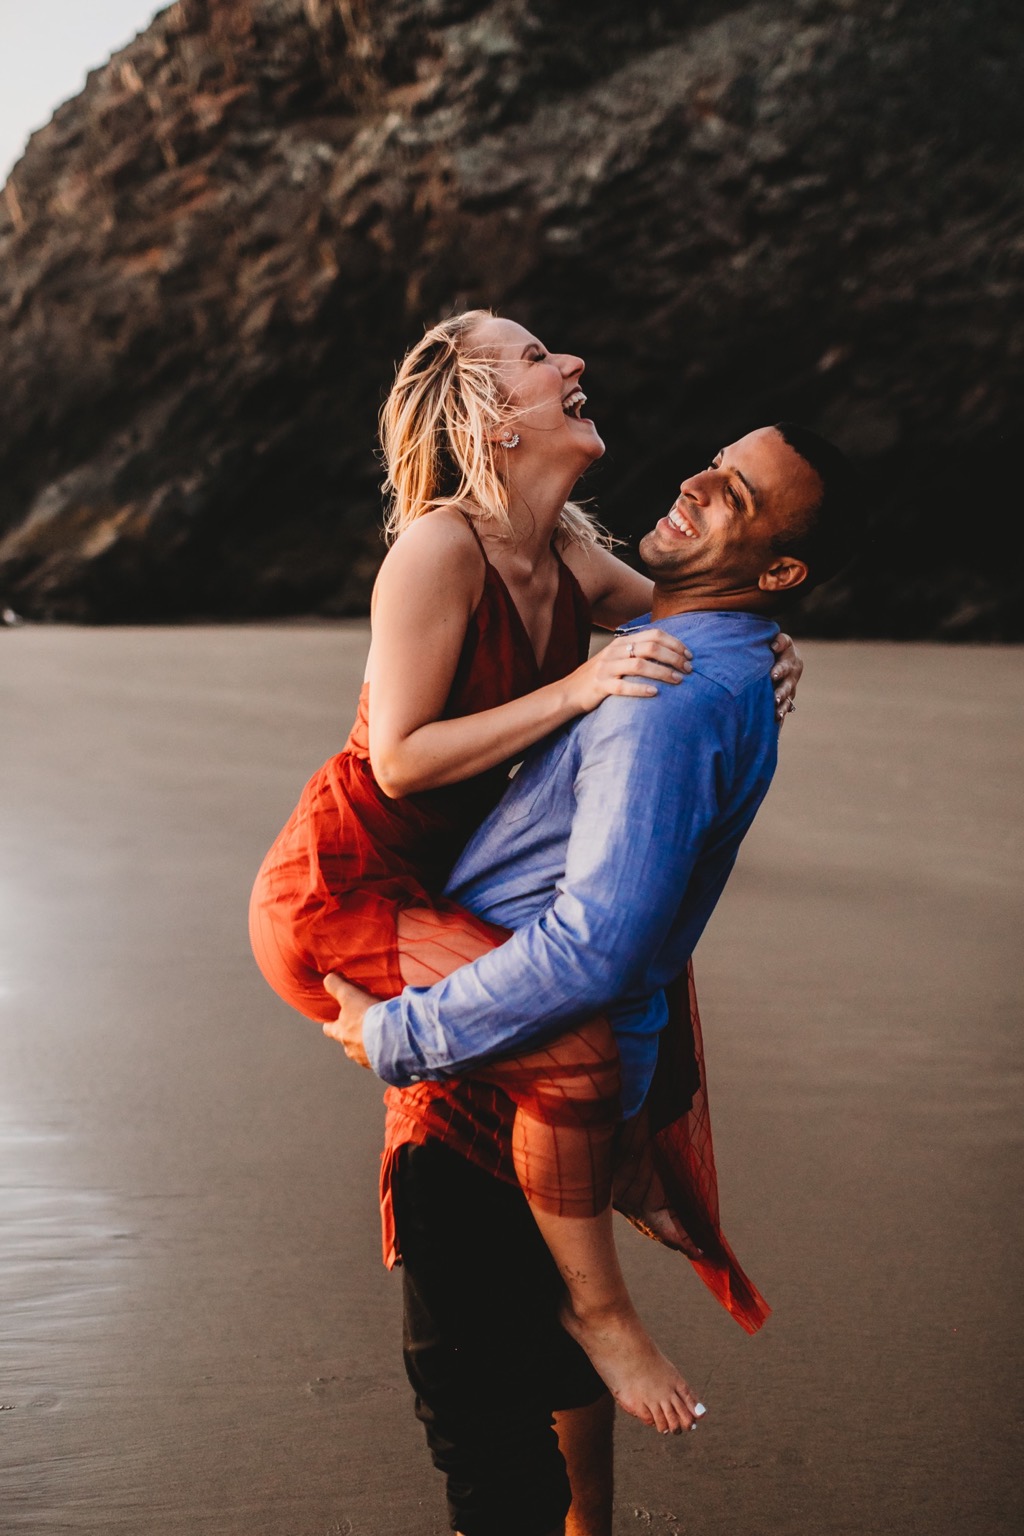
249;542;592;1022
249;535;769;1336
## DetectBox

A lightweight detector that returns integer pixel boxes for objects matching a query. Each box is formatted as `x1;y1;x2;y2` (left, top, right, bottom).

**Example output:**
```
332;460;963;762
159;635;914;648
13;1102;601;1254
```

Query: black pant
394;1140;606;1536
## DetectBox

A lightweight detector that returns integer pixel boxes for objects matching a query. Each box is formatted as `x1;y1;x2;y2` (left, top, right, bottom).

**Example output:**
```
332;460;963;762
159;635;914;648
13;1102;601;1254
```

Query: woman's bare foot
613;1149;704;1261
614;1130;700;1259
559;1297;701;1435
618;1200;704;1262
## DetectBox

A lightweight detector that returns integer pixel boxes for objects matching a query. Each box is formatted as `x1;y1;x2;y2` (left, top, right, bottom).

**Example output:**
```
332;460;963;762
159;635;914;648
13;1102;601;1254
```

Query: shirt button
408;1074;421;1082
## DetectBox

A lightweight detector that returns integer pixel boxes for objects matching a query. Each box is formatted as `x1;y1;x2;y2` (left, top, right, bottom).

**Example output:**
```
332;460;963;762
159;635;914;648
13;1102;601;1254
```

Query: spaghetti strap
459;510;490;565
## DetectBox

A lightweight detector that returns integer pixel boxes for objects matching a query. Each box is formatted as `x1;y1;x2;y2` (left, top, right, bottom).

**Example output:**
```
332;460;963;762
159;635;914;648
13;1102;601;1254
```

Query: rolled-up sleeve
363;680;733;1085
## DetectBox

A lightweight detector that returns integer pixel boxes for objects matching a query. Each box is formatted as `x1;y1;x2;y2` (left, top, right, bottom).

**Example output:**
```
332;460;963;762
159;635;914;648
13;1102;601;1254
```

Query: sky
1;1;167;184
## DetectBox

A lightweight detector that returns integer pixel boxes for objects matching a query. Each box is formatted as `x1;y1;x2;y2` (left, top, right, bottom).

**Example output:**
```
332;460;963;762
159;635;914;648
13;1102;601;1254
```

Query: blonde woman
250;311;800;1434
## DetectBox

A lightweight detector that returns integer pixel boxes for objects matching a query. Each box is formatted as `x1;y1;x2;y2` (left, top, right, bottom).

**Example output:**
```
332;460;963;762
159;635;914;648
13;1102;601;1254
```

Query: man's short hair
771;422;862;593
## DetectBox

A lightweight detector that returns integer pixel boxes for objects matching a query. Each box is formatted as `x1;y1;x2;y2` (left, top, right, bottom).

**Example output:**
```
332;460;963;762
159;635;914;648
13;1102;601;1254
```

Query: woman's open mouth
561;388;588;420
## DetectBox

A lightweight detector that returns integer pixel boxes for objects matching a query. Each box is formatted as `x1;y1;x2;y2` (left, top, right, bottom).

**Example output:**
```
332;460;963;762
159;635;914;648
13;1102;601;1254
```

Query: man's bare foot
559;1297;702;1435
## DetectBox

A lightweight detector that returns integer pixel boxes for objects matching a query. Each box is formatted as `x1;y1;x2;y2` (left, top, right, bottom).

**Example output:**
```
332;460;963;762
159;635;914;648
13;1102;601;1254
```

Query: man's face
638;427;823;598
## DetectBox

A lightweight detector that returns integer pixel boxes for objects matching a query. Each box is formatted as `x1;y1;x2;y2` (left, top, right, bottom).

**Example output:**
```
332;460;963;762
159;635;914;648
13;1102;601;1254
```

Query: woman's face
469;316;605;471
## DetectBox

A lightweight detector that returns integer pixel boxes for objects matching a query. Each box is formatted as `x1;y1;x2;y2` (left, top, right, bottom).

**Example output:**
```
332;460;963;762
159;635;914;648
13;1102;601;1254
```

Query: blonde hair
379;309;611;549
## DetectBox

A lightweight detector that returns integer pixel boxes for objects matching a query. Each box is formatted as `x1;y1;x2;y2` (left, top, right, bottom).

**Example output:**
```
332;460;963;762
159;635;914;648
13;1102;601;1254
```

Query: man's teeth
562;388;587;418
668;507;698;538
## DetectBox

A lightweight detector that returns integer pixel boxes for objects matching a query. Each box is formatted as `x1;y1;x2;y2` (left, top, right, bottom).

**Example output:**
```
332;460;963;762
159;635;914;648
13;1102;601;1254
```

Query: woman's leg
396;907;701;1435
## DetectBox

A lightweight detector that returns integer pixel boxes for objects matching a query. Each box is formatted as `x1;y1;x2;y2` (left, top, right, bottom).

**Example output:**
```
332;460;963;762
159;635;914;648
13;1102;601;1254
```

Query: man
325;423;858;1536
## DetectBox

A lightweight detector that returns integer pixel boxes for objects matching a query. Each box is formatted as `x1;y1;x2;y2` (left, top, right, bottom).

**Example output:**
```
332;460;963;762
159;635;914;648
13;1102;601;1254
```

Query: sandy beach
2;625;1021;1536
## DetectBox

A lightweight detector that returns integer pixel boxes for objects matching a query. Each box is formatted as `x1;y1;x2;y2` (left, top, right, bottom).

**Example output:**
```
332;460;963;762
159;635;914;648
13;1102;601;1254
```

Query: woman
250;309;799;1433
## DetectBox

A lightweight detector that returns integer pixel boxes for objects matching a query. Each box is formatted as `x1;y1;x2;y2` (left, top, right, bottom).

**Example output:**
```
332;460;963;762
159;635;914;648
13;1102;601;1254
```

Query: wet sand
2;626;1021;1535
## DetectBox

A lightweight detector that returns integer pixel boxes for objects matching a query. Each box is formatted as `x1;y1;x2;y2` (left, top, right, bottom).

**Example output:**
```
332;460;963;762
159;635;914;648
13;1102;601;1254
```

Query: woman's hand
564;630;693;714
322;972;378;1069
770;632;804;725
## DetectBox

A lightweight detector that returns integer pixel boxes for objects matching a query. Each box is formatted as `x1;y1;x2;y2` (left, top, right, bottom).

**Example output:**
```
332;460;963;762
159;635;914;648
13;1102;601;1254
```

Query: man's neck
650;586;772;621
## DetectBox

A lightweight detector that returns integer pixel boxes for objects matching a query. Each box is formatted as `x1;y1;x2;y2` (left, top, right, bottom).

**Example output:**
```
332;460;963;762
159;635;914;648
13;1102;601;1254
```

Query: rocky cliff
1;0;1021;635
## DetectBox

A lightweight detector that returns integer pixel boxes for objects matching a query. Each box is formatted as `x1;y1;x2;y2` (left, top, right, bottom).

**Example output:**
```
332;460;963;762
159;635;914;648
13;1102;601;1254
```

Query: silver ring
787;700;796;713
628;642;636;659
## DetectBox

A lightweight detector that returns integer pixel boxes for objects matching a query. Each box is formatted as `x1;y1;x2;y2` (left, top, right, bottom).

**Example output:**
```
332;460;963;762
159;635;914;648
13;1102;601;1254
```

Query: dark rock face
1;0;1021;635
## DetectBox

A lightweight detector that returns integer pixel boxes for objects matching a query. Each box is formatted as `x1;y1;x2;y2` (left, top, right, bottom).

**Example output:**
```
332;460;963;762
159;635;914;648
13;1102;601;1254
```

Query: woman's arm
367;514;690;799
558;542;654;630
770;633;803;722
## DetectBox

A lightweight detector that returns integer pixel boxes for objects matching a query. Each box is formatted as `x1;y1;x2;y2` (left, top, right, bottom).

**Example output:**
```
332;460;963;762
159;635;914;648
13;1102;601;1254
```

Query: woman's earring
500;432;520;449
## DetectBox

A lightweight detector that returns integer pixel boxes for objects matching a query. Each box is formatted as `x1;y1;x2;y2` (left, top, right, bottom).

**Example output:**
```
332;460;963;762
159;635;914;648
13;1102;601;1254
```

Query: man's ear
758;556;809;595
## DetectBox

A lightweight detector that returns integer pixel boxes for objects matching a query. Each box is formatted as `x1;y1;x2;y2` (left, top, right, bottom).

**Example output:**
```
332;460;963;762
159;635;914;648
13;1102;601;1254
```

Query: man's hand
322;972;378;1069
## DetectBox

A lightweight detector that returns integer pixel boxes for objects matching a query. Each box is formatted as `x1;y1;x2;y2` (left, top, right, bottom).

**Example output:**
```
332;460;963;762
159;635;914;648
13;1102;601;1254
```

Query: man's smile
659;501;701;541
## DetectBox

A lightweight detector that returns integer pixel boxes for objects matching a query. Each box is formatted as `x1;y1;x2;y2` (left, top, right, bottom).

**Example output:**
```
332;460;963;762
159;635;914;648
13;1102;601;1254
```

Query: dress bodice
339;543;592;865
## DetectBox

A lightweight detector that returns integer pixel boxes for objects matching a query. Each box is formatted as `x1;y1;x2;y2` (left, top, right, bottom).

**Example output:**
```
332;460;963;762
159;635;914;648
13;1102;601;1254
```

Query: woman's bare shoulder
375;506;485;600
557;537;653;625
388;505;482;557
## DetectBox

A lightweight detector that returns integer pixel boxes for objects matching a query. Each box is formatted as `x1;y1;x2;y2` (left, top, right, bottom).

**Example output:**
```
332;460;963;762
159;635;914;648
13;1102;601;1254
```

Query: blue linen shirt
363;610;781;1115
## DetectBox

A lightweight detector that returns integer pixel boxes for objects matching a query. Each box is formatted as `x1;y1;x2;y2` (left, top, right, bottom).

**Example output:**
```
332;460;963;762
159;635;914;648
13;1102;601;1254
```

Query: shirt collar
616;609;779;637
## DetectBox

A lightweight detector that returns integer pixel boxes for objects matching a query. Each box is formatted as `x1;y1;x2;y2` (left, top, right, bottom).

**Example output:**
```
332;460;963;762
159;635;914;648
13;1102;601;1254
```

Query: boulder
1;0;1020;635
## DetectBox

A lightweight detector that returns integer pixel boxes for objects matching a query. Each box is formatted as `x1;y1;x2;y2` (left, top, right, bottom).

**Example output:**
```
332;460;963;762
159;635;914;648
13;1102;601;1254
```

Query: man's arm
362;679;734;1085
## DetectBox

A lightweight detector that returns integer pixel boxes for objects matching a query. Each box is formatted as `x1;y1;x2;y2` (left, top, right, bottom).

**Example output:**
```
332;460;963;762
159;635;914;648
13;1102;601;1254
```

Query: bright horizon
1;1;167;184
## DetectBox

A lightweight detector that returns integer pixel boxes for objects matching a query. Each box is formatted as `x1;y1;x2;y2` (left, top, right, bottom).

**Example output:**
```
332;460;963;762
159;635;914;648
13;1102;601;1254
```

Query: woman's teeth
562;388;587;418
668;506;698;538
